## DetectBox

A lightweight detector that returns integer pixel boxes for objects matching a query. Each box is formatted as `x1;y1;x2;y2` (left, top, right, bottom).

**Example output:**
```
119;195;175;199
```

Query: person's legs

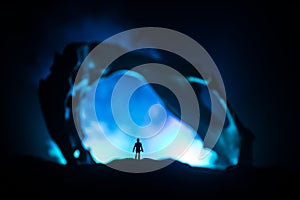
137;152;140;160
135;153;137;159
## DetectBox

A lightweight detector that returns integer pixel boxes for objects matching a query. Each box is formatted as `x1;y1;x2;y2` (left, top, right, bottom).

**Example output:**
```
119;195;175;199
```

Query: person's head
137;138;140;142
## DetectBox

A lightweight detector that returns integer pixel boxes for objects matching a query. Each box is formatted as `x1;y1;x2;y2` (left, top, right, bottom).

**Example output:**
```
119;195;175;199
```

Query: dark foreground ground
1;156;298;199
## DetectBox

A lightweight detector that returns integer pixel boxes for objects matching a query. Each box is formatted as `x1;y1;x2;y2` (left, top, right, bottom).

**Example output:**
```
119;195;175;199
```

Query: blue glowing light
47;68;241;169
73;149;80;159
47;140;67;165
73;70;220;169
32;16;242;169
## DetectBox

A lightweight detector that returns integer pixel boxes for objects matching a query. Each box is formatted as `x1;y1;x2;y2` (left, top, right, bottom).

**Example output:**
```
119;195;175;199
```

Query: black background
1;0;298;170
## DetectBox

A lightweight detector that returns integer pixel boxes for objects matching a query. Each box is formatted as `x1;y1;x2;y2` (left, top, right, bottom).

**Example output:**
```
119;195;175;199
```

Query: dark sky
1;1;298;168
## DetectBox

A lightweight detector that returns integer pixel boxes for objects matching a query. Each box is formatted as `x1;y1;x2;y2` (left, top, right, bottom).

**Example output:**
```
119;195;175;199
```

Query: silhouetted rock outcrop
38;42;254;168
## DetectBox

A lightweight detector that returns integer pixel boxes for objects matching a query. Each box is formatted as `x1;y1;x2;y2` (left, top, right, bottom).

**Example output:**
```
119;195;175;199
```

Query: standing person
132;138;143;160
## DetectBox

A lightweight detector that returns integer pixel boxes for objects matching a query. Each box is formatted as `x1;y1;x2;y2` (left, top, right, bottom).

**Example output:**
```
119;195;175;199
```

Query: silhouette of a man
132;138;143;160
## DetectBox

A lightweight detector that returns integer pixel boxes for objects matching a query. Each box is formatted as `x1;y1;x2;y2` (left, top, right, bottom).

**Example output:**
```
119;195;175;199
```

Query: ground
1;155;298;199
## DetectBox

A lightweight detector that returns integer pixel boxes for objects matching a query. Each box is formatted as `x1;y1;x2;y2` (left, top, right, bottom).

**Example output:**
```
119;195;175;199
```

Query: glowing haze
46;27;241;171
77;70;218;169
